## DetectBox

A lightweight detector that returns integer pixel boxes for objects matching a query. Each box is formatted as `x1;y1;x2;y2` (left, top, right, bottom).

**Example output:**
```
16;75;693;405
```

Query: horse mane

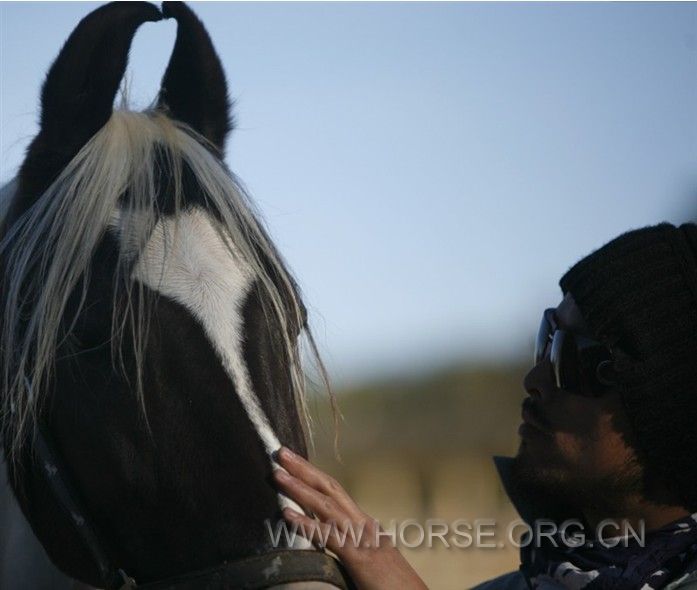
0;108;331;460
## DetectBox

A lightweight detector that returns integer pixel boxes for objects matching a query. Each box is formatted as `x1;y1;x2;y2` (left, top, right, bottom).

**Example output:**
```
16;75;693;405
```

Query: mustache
522;397;551;430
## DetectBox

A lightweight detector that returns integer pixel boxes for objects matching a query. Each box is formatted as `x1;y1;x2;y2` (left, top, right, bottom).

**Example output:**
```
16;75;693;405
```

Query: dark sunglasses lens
534;313;552;364
551;330;582;390
550;330;564;388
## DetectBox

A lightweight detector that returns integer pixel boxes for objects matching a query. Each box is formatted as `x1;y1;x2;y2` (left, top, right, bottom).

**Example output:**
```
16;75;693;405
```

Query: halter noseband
34;424;354;590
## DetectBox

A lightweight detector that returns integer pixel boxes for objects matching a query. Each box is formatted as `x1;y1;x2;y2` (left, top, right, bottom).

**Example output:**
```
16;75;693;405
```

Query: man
273;223;697;590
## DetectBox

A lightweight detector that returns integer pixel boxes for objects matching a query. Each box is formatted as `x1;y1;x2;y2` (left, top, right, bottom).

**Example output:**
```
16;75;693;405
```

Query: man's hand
272;446;429;590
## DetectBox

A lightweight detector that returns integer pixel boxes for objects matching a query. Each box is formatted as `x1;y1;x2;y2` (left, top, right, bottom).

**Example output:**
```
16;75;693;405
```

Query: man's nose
523;357;555;401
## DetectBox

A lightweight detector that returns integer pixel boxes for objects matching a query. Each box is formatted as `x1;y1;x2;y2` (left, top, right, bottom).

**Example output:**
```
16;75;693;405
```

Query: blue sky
1;2;696;383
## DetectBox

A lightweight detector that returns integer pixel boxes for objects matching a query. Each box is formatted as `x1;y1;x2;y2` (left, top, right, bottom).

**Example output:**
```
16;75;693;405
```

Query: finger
282;508;359;557
276;447;361;517
273;469;347;523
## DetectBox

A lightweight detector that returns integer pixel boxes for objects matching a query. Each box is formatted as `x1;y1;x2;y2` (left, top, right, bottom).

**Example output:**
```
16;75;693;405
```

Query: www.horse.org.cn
265;517;646;551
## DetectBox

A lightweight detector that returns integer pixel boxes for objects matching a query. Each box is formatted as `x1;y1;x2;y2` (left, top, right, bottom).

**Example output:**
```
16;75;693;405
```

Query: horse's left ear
158;2;232;153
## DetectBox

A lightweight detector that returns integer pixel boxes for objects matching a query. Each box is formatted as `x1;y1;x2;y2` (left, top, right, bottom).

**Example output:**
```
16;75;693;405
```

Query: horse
0;2;349;589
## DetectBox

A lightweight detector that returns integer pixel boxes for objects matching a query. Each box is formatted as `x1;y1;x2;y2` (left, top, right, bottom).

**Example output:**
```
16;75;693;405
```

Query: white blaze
120;207;311;548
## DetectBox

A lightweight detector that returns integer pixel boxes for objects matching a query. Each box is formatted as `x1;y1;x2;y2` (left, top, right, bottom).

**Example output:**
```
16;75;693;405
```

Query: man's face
513;293;642;513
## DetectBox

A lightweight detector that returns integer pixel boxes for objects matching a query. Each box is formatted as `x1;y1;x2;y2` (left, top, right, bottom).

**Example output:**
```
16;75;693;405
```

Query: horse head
0;2;338;588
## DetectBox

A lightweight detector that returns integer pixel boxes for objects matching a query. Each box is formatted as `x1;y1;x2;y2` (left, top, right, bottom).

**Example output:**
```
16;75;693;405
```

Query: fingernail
273;469;289;481
279;446;295;460
283;507;301;519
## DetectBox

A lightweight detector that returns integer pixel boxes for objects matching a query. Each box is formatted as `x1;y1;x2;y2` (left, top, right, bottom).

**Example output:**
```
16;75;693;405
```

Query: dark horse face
0;2;325;587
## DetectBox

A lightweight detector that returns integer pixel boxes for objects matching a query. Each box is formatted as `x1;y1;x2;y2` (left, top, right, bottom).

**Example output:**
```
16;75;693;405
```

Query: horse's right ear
38;1;162;152
14;2;161;208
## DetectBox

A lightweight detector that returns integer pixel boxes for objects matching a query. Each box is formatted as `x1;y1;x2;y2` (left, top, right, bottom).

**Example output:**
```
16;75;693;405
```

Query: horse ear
159;2;232;153
13;2;161;211
39;1;162;150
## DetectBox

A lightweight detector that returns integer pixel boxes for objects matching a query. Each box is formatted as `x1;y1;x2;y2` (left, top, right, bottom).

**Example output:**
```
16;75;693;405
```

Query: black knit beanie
559;222;697;511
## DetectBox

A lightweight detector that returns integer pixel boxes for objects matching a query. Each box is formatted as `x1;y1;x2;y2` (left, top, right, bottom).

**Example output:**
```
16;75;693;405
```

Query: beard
510;444;645;517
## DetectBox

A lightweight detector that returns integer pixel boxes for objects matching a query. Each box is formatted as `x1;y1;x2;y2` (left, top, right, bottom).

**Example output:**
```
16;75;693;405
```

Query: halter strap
34;425;129;590
138;550;354;590
34;423;353;590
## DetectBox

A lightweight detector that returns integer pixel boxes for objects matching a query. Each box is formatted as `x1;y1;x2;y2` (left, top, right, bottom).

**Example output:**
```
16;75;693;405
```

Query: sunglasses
534;308;616;395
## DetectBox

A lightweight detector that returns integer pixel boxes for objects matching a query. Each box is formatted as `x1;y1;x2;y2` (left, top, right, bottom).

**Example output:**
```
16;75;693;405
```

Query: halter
34;424;354;590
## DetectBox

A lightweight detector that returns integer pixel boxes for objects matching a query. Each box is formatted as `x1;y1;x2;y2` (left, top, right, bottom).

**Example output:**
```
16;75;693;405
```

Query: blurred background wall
2;2;697;588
